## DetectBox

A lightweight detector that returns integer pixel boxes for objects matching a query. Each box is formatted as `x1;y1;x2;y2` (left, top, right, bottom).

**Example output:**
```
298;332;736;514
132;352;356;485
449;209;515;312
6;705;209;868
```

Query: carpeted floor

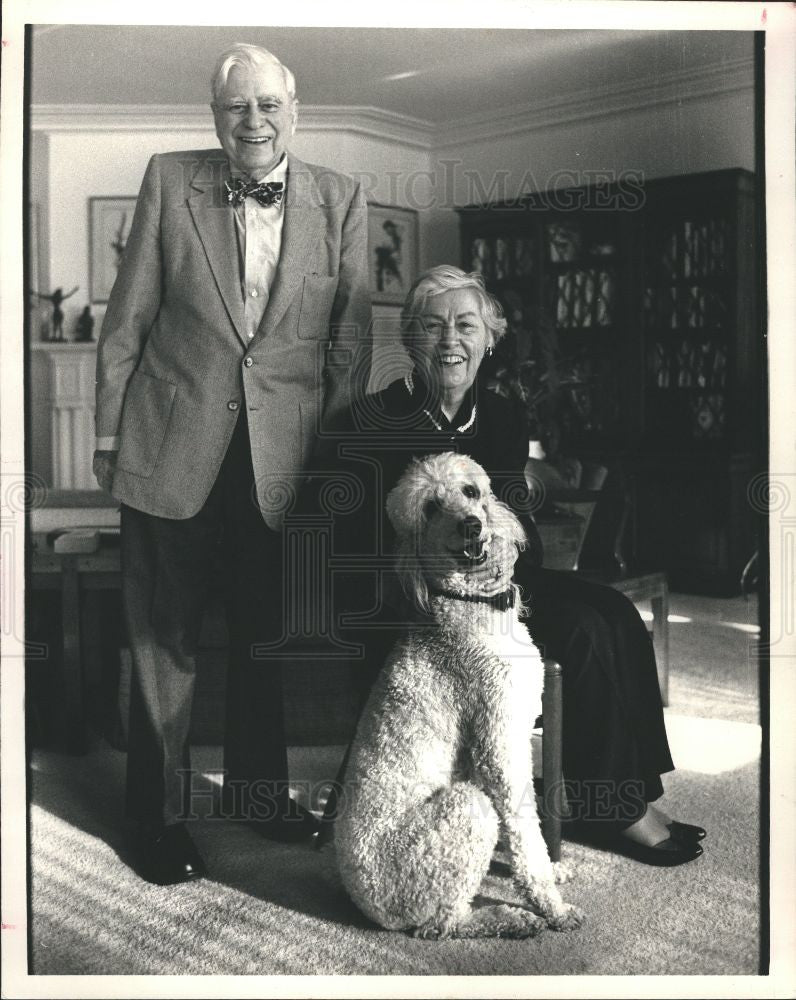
665;592;760;725
28;593;763;977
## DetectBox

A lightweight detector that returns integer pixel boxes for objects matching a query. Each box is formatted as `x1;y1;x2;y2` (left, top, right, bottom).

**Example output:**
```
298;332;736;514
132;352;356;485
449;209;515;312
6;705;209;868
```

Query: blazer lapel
186;153;248;347
259;155;325;335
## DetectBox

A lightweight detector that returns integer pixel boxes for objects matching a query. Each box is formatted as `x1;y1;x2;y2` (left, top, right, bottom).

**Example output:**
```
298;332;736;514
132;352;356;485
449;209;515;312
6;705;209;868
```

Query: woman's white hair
399;265;508;351
211;43;297;104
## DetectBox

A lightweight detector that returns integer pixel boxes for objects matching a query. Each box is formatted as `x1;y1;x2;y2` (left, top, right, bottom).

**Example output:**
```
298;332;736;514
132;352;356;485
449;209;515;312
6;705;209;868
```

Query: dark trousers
121;410;288;827
518;565;675;828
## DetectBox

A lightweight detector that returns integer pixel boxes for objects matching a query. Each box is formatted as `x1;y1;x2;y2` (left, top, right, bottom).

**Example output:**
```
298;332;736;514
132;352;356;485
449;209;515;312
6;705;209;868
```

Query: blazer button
228;401;240;411
243;357;253;368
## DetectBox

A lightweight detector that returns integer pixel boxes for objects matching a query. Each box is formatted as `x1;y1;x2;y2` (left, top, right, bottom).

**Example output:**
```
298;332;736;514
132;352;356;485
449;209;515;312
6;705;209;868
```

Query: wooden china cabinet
458;168;760;593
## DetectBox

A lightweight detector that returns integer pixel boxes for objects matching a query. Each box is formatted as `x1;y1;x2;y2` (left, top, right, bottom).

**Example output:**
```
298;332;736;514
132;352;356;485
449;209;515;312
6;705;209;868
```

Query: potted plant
482;303;593;500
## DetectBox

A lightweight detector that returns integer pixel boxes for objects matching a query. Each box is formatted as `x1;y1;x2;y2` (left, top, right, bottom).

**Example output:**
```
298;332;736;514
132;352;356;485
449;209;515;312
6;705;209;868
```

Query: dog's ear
386;458;433;536
387;457;438;612
485;492;527;549
393;540;431;614
385;482;410;535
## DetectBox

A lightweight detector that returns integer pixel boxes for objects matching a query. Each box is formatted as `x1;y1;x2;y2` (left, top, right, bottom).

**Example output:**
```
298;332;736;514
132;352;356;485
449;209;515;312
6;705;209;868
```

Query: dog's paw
412;923;445;940
412;913;458;940
412;917;459;941
501;909;546;940
546;902;586;932
414;905;546;940
552;861;574;884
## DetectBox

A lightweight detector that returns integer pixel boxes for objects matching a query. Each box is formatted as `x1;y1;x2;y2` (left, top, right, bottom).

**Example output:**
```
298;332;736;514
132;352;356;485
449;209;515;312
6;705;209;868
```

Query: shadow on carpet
30;729;760;977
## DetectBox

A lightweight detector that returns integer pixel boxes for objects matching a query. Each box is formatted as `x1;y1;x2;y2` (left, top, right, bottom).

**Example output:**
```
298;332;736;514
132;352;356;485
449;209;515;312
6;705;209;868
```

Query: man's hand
93;450;118;493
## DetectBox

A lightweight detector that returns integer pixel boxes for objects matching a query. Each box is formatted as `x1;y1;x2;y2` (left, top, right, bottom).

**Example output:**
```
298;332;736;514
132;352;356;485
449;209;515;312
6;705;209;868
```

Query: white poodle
335;452;584;939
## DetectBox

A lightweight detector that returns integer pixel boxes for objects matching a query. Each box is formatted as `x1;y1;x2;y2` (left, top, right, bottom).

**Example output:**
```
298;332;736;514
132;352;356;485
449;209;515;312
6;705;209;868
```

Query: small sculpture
33;286;79;341
74;305;95;343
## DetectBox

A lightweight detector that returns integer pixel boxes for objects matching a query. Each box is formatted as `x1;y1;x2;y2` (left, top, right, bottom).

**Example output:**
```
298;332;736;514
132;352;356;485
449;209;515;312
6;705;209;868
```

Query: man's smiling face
212;61;297;179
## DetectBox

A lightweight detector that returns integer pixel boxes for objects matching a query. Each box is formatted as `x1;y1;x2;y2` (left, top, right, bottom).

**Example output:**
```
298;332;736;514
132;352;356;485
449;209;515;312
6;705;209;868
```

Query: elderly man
93;43;371;884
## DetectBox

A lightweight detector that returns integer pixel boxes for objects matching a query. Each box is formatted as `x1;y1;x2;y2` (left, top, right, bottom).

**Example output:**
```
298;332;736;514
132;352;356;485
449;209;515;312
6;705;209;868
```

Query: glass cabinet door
643;213;731;444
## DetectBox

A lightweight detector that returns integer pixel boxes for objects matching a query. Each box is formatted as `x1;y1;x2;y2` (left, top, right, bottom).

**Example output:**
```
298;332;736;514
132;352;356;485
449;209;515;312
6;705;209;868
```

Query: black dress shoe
612;835;704;867
249;801;320;843
315;784;341;850
134;823;207;885
668;820;707;843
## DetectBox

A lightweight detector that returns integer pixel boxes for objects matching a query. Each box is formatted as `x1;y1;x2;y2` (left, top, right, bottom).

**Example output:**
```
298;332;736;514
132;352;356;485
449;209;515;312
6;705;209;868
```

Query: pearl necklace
404;372;477;434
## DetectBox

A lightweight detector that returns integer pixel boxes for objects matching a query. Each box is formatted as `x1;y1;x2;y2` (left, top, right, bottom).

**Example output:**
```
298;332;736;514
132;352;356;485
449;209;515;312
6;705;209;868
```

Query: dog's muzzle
458;515;486;562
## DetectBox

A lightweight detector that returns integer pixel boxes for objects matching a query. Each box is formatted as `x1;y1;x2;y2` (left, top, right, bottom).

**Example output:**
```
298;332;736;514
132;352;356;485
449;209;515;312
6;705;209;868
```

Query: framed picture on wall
368;203;419;306
88;196;137;303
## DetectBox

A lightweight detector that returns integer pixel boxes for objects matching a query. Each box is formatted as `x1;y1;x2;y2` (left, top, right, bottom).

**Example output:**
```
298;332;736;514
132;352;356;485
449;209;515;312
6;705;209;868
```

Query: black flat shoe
133;823;207;886
613;835;703;867
250;801;320;843
668;820;707;843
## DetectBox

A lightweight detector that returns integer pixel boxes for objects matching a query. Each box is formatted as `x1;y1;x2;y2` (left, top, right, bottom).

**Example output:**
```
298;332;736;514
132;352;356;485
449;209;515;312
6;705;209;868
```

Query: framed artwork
368;202;419;305
88;196;137;303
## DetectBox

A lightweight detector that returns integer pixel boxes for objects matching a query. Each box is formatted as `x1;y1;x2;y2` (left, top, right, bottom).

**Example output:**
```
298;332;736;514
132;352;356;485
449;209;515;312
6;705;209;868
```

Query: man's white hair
211;43;297;104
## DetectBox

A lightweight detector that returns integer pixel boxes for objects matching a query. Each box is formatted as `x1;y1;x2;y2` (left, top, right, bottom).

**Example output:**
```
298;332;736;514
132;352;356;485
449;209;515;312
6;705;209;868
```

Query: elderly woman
321;264;704;866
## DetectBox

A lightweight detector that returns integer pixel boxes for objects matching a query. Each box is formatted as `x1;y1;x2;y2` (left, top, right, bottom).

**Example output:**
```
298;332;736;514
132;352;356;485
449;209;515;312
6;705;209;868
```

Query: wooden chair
537;659;565;862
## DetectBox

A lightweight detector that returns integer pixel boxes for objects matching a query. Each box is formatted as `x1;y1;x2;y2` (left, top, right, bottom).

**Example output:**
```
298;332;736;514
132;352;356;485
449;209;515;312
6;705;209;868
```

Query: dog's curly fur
335;452;584;939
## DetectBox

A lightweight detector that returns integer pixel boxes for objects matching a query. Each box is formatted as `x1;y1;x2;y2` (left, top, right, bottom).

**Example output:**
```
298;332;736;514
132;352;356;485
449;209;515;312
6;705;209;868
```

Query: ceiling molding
436;56;755;149
299;106;435;149
30;104;215;133
30;56;753;152
29;104;437;148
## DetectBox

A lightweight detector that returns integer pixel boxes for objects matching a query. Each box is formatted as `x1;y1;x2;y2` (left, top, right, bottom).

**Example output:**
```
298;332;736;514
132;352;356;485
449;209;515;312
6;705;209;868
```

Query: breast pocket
297;274;338;340
116;370;177;478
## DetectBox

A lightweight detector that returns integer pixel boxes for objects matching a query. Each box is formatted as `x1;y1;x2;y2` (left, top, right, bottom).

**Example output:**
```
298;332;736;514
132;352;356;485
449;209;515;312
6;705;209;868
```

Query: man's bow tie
225;178;284;208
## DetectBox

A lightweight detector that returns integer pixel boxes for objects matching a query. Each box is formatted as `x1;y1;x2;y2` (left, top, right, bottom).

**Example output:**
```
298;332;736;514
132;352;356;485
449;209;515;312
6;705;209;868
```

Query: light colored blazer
95;149;372;528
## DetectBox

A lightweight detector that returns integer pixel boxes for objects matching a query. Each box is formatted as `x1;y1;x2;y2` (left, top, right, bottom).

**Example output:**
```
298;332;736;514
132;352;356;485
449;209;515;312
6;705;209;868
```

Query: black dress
315;373;674;830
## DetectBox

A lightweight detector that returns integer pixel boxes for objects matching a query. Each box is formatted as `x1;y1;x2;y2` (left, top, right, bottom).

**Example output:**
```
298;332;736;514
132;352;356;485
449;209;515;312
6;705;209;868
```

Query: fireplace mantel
31;342;98;490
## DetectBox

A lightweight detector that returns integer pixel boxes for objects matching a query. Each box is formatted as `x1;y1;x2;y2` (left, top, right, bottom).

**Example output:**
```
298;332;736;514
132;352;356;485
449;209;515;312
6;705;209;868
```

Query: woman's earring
486;346;494;357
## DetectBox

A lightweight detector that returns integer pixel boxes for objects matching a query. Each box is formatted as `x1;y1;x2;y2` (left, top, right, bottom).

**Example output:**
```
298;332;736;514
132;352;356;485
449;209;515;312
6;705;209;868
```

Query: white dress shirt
96;156;288;452
231;153;288;343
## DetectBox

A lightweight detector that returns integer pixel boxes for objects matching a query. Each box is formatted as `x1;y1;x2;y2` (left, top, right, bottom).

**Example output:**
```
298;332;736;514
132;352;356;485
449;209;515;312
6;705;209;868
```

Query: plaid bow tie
225;178;284;208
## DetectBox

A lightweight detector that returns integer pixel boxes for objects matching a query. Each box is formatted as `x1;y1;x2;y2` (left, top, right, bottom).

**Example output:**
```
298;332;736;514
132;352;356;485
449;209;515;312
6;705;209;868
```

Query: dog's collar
429;587;516;612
